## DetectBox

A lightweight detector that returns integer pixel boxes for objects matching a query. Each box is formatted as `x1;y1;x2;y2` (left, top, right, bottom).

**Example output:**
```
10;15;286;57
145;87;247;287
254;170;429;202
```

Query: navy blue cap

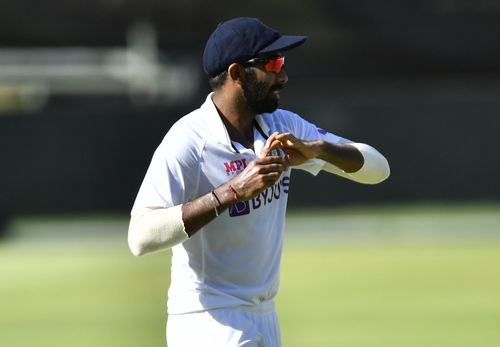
203;17;307;77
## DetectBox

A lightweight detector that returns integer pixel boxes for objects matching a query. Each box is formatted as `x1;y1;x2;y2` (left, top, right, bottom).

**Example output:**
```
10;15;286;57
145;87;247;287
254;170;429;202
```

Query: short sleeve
131;121;201;214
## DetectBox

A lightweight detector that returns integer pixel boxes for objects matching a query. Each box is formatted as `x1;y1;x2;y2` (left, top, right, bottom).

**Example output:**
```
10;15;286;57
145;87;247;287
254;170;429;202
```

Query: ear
227;63;245;83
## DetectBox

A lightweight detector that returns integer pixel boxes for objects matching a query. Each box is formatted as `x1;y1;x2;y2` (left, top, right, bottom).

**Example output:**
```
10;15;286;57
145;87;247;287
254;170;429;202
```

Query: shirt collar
202;93;235;151
254;114;271;138
201;92;272;152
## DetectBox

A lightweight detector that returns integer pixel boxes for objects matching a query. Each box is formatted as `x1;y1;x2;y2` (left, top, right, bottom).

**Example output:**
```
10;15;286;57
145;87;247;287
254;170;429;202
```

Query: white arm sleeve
322;142;390;184
128;205;188;256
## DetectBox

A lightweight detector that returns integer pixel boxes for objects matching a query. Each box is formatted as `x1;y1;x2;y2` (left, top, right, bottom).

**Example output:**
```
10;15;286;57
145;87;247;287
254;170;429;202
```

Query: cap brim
259;35;307;54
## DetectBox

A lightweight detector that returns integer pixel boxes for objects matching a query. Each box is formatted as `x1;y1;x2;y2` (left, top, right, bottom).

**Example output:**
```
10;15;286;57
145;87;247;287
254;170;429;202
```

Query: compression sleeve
128;205;188;256
322;142;390;184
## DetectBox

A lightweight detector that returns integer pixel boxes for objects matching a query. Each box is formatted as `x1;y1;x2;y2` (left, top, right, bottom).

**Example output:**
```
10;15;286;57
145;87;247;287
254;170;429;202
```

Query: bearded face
241;68;283;114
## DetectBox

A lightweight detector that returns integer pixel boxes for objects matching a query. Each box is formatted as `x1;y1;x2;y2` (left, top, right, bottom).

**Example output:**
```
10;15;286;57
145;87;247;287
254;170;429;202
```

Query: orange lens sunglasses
244;56;285;73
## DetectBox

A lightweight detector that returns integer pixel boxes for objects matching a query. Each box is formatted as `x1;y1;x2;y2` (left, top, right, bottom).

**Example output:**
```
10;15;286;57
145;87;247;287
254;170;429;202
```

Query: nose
276;69;288;84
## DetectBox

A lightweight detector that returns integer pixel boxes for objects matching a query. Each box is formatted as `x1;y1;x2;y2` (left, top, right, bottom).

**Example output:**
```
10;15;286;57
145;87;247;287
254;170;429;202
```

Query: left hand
264;132;320;166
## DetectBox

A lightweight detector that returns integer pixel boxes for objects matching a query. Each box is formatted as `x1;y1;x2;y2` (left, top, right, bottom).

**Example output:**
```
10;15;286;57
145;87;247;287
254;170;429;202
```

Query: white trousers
166;305;281;347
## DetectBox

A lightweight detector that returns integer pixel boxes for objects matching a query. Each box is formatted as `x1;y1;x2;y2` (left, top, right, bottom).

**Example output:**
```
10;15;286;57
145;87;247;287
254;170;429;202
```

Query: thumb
260;139;282;158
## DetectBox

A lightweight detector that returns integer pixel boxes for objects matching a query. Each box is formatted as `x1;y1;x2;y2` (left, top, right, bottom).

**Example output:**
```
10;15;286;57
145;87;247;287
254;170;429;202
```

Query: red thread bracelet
229;184;239;202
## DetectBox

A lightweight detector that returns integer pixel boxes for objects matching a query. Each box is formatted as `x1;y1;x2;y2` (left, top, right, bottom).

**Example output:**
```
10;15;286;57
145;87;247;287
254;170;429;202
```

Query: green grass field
1;204;500;347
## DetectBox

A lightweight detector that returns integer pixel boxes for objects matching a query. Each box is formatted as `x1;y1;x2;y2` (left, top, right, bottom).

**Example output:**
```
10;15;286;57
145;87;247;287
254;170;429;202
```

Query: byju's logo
224;159;247;175
228;201;251;217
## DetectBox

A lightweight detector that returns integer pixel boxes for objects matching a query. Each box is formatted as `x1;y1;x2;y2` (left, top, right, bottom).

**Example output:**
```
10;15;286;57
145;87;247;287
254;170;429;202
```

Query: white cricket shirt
132;93;343;314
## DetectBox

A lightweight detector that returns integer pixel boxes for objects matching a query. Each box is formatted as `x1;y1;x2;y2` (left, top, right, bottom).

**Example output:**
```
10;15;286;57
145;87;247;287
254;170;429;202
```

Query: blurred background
1;1;499;347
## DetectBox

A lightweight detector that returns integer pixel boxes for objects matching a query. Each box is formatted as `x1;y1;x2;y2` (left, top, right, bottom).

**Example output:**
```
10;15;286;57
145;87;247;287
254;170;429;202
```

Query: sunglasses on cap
243;55;285;73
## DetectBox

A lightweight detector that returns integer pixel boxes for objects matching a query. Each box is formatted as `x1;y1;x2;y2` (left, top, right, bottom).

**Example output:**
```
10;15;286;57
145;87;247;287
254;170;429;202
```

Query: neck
212;90;256;148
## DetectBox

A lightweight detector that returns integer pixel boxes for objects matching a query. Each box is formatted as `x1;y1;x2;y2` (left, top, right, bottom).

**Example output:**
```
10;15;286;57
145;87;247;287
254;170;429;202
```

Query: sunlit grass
1;203;499;347
278;243;500;347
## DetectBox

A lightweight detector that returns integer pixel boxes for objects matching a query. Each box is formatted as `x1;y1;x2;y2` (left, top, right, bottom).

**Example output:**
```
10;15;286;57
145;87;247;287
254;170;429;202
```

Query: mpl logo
224;159;247;176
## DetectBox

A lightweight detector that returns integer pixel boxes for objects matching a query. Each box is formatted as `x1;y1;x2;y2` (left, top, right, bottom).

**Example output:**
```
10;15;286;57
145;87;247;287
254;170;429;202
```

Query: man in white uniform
128;17;390;347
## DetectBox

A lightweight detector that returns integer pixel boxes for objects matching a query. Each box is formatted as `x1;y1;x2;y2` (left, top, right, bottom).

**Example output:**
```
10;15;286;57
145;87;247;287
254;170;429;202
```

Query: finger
260;139;282;158
284;153;291;169
257;162;287;174
275;133;299;147
255;156;287;165
249;161;286;177
274;132;293;141
260;171;284;185
269;139;282;150
265;132;281;144
263;132;280;149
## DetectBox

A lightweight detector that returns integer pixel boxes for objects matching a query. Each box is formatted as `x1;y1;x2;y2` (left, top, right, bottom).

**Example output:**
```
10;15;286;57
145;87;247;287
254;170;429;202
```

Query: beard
241;69;283;114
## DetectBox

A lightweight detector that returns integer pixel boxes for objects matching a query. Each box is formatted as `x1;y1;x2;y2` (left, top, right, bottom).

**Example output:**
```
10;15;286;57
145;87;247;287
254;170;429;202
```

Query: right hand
228;133;288;201
228;155;287;201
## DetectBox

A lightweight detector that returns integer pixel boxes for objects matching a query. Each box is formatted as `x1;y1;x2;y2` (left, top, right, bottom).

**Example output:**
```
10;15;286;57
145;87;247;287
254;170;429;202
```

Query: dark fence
0;102;187;216
2;0;500;216
286;78;500;206
1;78;499;217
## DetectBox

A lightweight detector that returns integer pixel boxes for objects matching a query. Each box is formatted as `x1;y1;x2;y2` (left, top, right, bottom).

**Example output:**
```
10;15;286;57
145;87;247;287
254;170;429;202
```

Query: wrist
228;184;240;202
214;184;239;208
304;139;324;159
